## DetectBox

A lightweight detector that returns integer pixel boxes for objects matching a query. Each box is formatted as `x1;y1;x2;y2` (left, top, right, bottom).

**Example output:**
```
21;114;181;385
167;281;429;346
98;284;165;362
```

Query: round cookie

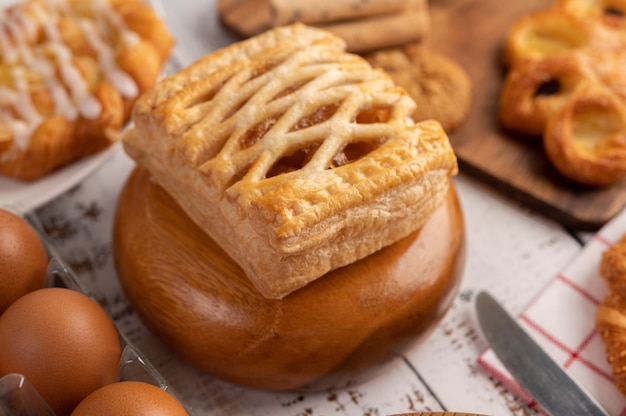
364;44;472;133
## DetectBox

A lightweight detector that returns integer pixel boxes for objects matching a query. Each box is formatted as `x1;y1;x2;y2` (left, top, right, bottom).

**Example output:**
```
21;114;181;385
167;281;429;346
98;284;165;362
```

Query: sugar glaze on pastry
125;24;457;299
0;0;173;180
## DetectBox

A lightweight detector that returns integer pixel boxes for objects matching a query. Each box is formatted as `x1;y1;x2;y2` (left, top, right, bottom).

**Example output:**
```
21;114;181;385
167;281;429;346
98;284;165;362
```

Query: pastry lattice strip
127;24;457;298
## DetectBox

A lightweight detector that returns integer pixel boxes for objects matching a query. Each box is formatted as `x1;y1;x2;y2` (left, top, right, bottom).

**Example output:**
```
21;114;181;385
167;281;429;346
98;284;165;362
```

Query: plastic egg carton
0;214;188;416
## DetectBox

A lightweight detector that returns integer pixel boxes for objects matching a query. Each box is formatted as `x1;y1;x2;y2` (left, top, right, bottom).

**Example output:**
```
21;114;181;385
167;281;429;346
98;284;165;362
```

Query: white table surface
12;0;615;415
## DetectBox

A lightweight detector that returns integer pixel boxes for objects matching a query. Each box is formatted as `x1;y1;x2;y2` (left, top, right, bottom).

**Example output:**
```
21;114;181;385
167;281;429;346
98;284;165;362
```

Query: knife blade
475;291;607;416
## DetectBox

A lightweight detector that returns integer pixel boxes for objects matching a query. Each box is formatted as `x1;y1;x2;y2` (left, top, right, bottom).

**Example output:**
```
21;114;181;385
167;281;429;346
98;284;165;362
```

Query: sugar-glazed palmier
558;0;626;30
499;0;626;186
124;23;458;299
0;0;173;181
543;84;626;186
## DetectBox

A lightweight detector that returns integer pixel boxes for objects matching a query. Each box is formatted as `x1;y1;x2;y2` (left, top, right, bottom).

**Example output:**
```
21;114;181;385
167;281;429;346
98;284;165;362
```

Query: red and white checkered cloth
478;208;626;416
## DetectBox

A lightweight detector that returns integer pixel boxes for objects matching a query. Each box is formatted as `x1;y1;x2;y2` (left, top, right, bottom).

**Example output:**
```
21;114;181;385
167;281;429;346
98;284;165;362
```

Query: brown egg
70;381;189;416
0;287;122;416
0;209;48;313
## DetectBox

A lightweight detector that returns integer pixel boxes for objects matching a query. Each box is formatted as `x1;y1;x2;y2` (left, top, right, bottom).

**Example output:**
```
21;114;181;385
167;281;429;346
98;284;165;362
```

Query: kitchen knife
475;291;607;416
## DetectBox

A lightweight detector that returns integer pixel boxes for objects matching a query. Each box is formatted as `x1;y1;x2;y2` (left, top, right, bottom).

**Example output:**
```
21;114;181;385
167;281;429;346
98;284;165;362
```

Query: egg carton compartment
0;374;52;416
0;213;190;416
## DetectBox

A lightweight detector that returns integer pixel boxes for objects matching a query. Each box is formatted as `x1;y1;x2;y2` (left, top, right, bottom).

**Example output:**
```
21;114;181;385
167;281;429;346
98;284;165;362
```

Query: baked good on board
365;43;472;133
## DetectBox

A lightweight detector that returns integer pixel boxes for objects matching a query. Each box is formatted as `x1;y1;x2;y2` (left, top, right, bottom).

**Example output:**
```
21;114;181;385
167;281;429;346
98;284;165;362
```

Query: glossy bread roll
0;0;173;181
218;0;430;53
543;85;626;186
124;23;457;299
113;167;465;391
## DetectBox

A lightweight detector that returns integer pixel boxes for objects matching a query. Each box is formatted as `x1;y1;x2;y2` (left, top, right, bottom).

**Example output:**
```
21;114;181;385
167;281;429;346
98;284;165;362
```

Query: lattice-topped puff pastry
0;0;173;181
124;23;458;299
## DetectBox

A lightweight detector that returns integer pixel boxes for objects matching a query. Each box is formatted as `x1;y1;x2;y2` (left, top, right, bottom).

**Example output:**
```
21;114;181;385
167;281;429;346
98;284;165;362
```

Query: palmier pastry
499;0;626;186
0;0;173;181
124;23;458;299
597;233;626;397
499;53;594;138
543;84;626;186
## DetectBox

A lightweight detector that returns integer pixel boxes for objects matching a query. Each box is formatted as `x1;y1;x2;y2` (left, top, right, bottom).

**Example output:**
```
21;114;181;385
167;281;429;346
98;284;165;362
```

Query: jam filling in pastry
0;0;173;181
124;23;458;299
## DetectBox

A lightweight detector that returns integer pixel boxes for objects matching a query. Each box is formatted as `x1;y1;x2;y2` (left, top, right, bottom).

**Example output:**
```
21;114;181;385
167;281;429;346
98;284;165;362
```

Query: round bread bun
113;167;465;391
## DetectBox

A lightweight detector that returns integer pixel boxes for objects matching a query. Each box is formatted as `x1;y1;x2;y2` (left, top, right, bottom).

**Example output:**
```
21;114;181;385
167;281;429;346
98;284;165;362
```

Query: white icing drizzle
0;86;19;105
0;0;142;150
97;0;140;47
14;8;38;43
60;61;102;119
7;67;42;148
78;18;138;98
0;11;18;63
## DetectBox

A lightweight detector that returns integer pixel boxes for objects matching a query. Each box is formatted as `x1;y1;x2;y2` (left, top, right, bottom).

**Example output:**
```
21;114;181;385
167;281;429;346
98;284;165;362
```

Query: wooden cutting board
428;0;626;231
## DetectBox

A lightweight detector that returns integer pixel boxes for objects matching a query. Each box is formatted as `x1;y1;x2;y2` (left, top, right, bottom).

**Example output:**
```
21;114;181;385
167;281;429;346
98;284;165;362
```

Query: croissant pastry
597;234;626;397
499;0;626;186
0;0;173;181
124;23;458;299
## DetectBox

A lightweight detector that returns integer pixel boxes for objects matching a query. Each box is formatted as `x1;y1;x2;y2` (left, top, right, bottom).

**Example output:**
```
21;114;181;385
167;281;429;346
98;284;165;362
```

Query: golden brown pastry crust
125;23;458;299
499;0;626;186
0;0;173;181
499;53;593;138
543;85;626;186
597;233;626;397
600;234;626;299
